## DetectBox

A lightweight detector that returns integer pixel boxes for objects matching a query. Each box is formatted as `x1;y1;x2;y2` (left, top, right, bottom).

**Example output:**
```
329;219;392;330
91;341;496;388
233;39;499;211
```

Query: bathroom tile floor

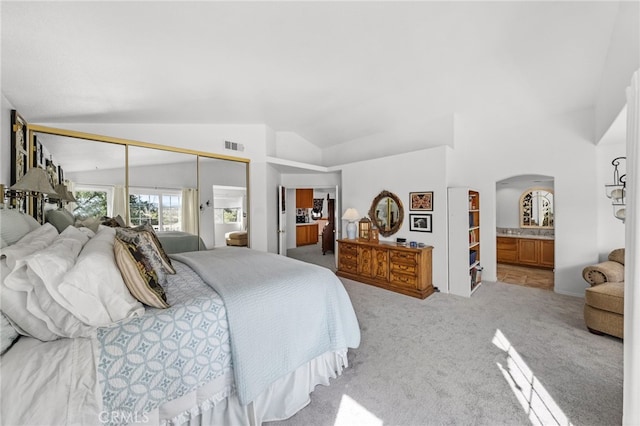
497;263;554;291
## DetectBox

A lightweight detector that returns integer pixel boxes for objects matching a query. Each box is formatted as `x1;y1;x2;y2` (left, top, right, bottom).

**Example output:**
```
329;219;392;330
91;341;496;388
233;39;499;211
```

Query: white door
277;185;287;255
333;184;340;267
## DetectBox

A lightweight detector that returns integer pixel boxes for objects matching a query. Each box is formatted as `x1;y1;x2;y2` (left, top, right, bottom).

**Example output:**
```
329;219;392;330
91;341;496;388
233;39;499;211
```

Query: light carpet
268;270;623;426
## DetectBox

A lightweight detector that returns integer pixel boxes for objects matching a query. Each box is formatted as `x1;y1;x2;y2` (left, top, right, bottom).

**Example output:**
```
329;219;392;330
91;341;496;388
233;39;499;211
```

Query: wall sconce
604;156;626;223
10;167;57;199
342;208;360;239
50;183;77;204
6;168;57;220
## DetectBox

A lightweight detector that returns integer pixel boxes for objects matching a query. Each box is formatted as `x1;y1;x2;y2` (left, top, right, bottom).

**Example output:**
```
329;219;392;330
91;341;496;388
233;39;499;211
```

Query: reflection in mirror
30;126;250;252
128;145;198;227
520;188;554;228
198;156;248;249
34;132;126;221
368;190;404;237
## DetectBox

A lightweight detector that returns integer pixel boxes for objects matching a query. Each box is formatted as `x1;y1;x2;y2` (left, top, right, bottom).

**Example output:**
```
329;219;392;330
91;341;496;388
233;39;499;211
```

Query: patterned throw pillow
116;224;175;275
113;238;169;309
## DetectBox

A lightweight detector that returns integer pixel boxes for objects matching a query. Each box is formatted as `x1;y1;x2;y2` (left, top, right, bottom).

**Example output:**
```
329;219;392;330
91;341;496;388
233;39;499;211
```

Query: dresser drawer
340;243;358;256
390;261;418;276
390;271;419;288
340;252;358;264
339;260;358;274
390;250;418;265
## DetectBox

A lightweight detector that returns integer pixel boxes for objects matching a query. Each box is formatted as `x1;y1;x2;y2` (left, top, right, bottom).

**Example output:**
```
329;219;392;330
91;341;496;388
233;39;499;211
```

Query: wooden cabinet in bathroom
497;236;554;269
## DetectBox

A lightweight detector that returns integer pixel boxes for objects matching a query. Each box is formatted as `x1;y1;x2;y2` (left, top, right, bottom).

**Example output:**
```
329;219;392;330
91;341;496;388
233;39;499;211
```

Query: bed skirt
147;349;349;426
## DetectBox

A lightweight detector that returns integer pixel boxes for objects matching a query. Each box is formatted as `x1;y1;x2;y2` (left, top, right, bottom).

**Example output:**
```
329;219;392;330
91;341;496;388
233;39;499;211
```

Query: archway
495;174;555;290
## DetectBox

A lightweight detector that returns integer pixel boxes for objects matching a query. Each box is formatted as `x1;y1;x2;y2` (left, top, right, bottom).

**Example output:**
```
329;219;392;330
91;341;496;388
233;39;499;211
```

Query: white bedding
0;335;347;426
0;221;360;425
0;335;102;425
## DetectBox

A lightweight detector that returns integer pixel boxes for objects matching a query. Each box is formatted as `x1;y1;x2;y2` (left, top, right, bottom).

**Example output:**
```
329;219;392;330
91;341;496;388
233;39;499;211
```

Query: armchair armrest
582;261;625;286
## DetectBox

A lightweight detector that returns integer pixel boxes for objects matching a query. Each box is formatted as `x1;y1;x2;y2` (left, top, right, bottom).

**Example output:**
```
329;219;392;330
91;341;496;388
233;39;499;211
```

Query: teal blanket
171;248;361;405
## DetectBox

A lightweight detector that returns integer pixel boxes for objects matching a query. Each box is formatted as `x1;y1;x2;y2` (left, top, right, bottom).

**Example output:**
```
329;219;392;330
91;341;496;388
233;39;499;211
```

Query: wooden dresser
336;239;434;299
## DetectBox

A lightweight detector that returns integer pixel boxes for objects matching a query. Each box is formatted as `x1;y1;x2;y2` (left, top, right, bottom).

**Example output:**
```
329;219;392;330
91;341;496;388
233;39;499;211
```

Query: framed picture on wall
410;191;433;211
409;214;432;232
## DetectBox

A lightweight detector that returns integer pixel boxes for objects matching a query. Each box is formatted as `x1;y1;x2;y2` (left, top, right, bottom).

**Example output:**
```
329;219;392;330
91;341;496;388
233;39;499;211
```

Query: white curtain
624;70;640;426
181;188;199;235
111;185;129;224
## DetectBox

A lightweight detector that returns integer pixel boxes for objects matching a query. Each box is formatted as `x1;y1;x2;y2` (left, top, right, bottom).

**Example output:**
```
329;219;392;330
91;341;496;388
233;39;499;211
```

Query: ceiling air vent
225;140;244;152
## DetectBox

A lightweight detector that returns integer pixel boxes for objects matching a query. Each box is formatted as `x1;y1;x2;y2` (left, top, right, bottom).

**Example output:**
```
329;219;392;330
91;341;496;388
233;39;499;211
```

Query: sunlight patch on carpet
334;394;383;426
493;329;573;426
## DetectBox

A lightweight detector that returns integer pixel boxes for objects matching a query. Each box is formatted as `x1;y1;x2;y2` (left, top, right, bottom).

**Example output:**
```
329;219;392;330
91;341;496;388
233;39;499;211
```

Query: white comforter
0;335;101;425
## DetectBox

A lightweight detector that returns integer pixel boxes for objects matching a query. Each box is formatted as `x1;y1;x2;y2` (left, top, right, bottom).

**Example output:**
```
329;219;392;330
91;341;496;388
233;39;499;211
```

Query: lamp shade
10;168;56;196
342;208;360;221
51;183;77;202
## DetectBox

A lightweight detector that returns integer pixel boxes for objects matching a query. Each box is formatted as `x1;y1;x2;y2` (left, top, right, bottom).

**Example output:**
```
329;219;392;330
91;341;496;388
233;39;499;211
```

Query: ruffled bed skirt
148;349;349;426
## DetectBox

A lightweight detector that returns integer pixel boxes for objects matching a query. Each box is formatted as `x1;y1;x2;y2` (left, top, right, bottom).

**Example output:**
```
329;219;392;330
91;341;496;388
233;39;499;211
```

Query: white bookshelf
448;187;481;297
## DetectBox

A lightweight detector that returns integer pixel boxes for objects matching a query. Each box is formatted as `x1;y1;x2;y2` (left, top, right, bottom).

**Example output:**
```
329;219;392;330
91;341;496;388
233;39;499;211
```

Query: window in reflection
129;191;182;231
74;190;108;218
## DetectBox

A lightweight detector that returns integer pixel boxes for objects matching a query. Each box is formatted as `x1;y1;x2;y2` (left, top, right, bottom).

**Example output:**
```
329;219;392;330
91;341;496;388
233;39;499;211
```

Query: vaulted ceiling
0;1;629;155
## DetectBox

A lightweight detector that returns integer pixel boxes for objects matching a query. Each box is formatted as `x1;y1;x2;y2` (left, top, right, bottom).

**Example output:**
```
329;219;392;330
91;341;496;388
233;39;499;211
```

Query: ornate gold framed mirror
368;190;404;237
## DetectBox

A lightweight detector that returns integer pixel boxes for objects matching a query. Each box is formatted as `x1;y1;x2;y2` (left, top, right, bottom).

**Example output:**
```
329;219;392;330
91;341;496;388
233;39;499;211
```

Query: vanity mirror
25;124;250;250
368;190;404;237
520;188;554;229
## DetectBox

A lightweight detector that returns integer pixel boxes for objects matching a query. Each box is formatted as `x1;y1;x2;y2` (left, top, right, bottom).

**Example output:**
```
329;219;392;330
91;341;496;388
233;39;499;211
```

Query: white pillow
3;226;93;340
23;213;41;231
75;216;101;233
0;223;59;270
1;311;20;355
1;259;58;341
0;209;34;245
56;226;145;326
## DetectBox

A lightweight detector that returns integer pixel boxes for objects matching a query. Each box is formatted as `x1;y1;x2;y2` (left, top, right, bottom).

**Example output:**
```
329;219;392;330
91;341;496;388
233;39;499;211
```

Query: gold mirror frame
519;187;554;229
368;190;404;237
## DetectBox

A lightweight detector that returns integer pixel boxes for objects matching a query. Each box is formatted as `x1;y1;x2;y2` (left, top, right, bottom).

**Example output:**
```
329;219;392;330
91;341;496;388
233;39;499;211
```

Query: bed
45;208;207;254
0;208;360;425
156;230;207;254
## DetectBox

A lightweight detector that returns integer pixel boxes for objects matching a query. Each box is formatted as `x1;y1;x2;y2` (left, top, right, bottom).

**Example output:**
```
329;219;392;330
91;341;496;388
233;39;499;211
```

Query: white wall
595;1;640;142
339;146;449;291
264;162;281;253
596;141;627;260
280;172;340;188
322;113;456;167
274;131;322;165
1;95;15;186
449;109;616;297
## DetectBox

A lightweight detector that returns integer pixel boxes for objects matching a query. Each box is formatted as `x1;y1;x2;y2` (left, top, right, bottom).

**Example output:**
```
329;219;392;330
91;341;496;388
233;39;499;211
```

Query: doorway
283;186;339;271
495;175;555;291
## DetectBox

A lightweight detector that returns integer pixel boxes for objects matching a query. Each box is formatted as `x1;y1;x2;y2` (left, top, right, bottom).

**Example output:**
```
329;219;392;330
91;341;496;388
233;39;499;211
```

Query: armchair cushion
582;261;624;285
608;248;625;265
584;281;624;315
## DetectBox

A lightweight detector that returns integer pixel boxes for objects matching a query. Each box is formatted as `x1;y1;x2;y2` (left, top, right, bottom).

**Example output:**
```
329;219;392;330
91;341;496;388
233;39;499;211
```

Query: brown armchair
582;248;624;338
